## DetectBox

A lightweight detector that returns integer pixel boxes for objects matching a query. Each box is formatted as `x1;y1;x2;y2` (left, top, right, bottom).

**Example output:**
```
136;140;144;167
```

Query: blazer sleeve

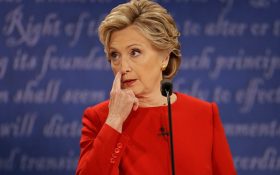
76;107;129;175
211;103;237;175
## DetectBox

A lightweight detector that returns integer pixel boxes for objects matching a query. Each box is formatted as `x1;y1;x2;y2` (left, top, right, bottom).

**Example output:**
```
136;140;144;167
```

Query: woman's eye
109;51;120;61
130;49;141;57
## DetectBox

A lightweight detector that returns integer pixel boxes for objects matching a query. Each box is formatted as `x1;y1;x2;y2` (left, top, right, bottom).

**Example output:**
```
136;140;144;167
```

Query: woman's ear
161;51;170;67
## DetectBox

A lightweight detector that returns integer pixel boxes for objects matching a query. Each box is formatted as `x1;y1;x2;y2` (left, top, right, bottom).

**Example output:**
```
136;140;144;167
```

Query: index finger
112;71;121;90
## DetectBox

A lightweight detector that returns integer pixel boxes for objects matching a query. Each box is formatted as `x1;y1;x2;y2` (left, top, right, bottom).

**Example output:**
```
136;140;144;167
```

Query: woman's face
108;25;169;98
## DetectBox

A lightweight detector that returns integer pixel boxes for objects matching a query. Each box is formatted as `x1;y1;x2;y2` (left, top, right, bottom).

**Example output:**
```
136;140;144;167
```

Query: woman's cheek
111;64;119;74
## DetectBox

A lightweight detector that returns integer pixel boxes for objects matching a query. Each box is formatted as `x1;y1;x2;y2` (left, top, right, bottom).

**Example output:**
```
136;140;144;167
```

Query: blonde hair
98;0;181;79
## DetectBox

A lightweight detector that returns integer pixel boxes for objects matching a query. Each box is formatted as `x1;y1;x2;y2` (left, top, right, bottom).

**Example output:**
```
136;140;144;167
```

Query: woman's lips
122;79;137;87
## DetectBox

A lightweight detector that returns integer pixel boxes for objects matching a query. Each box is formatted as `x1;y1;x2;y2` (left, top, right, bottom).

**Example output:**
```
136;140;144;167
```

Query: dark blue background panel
0;0;279;175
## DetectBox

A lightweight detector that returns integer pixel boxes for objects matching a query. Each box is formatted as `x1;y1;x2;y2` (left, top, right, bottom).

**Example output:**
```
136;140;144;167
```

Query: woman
76;0;237;174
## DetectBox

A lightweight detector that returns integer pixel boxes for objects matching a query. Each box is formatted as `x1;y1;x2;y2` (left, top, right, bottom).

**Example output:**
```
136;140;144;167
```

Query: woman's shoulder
82;100;110;123
175;92;217;116
175;92;218;121
86;100;110;112
176;92;212;107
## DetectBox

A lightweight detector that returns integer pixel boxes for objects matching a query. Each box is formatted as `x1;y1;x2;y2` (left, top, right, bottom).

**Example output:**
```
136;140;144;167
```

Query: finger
111;71;121;91
133;97;139;111
125;89;139;111
124;89;134;97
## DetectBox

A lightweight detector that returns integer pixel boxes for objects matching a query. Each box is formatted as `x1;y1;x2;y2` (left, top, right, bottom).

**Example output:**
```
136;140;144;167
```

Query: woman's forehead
109;26;152;49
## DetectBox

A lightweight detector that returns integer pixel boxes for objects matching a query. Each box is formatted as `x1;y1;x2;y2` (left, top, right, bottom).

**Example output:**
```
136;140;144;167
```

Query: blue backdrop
0;0;279;175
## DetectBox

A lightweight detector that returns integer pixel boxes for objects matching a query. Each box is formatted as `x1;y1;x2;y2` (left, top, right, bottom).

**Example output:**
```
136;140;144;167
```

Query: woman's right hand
105;72;139;133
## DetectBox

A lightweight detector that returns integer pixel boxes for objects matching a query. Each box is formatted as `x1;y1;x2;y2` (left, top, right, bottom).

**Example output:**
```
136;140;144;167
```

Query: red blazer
76;93;237;175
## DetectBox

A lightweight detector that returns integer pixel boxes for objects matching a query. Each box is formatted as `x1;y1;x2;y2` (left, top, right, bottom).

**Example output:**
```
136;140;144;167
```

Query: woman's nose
120;57;131;74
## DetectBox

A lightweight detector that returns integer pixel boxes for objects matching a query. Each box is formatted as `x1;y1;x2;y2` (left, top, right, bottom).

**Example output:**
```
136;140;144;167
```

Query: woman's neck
137;92;177;107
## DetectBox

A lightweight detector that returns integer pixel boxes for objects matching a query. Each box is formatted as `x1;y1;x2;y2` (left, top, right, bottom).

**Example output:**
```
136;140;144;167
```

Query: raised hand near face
105;72;139;133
